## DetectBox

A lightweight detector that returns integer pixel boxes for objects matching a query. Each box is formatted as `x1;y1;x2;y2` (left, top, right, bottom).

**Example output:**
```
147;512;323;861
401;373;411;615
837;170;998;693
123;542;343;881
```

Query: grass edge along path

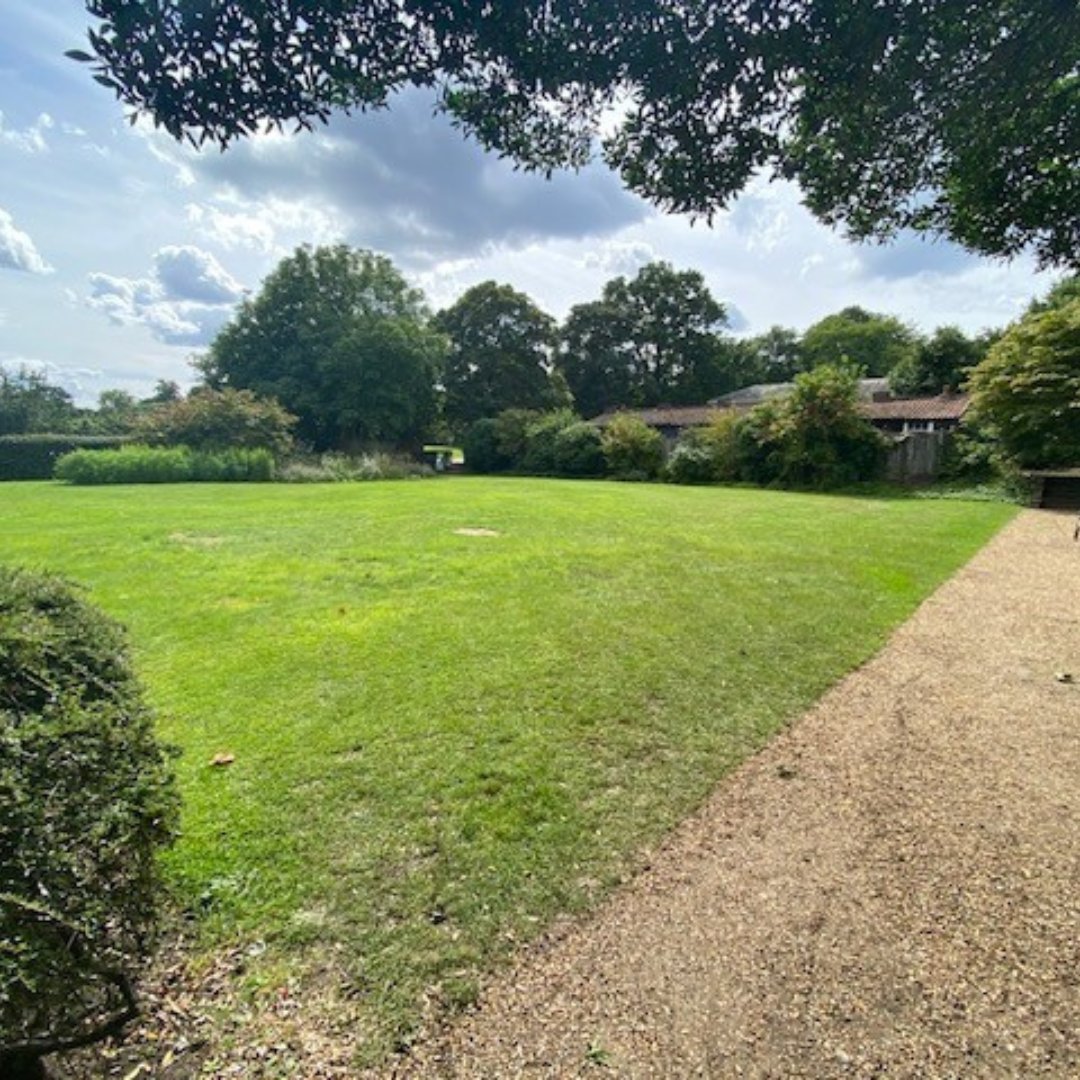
0;478;1015;1070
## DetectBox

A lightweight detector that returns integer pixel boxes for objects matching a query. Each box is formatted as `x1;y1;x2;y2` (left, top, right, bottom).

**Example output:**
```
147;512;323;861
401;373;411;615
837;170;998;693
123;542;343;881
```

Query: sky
0;2;1063;405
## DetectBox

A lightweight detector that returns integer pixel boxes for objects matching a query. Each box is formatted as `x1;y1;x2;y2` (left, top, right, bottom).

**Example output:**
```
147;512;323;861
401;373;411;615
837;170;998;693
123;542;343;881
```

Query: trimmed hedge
0;435;132;481
54;445;274;485
0;567;178;1073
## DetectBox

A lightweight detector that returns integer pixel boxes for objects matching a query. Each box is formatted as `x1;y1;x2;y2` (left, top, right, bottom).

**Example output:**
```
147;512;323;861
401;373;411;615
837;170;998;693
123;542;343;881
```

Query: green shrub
462;418;506;474
700;412;741;481
665;414;741;485
136;388;297;457
492;409;543;469
601;414;665;480
553;421;605;477
521;410;576;474
737;365;887;489
464;409;563;474
0;435;132;481
0;567;178;1074
54;445;274;485
665;437;717;484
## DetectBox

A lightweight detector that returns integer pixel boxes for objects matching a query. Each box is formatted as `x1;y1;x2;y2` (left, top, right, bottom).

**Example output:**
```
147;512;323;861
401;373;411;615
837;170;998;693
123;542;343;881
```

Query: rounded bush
463;418;505;473
0;568;178;1074
665;438;717;484
553;421;605;477
600;414;665;480
522;410;577;474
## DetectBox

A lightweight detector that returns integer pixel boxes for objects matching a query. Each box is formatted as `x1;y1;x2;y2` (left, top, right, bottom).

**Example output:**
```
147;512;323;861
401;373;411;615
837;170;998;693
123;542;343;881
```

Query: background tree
434;282;568;433
145;379;182;404
92;389;141;434
1026;273;1080;317
0;368;78;435
199;246;445;451
801;307;918;378
558;262;731;413
557;298;636;419
78;1;1079;267
967;297;1080;469
737;327;807;385
889;325;988;397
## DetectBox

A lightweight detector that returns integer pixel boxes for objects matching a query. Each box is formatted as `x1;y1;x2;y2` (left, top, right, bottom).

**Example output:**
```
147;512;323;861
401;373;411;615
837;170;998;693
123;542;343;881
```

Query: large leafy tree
558;262;730;414
77;1;1078;267
0;368;79;435
889;325;993;397
199;246;445;451
737;326;807;386
801;306;918;378
557;298;636;420
967;296;1080;469
433;282;568;433
1027;273;1080;317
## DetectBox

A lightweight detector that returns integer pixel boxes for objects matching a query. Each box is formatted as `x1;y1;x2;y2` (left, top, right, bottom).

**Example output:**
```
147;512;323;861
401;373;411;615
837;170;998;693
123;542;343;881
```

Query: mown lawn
0;478;1014;1060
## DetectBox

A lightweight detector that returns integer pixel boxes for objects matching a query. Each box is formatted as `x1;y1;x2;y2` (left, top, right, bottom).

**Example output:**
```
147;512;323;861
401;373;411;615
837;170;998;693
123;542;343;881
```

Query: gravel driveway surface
395;510;1080;1078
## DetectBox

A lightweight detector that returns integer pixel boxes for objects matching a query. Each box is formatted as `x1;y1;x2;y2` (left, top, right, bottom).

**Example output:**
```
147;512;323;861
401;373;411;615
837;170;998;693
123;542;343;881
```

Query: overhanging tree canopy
77;1;1079;267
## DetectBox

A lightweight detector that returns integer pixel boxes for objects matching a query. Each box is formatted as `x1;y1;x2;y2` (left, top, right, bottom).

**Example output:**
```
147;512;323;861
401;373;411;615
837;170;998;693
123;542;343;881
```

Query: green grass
0;478;1014;1059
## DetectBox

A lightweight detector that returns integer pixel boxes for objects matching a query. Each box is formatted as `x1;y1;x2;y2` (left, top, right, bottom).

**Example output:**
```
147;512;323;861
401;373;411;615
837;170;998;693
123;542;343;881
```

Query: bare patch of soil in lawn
168;533;228;548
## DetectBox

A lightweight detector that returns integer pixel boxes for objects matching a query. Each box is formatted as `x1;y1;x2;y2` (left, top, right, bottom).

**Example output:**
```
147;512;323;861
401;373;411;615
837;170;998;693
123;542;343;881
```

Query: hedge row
0;434;133;480
464;409;665;480
54;445;274;485
464;367;888;490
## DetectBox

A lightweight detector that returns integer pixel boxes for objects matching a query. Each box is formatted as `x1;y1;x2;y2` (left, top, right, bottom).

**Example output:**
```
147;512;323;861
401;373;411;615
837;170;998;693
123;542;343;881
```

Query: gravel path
395;510;1080;1079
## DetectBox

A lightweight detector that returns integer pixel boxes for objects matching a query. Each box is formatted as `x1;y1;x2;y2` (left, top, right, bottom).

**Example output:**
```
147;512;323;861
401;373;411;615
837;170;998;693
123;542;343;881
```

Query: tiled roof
710;377;892;407
859;394;970;422
709;383;793;407
590;392;971;430
590;405;729;428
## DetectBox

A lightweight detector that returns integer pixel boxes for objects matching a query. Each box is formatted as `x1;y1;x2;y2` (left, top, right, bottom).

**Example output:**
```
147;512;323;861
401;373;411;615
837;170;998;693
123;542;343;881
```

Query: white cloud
185;197;345;255
132;118;196;186
0;111;53;154
0;208;52;274
178;90;648;266
581;240;657;276
153;245;245;304
86;246;245;346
